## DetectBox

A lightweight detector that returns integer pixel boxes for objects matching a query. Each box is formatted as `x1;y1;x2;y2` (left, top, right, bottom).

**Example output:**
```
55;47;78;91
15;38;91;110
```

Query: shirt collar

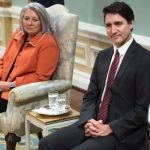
113;37;134;56
14;30;47;47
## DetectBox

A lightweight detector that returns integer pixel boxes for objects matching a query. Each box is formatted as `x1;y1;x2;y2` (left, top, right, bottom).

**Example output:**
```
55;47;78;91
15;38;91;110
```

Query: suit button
14;64;17;68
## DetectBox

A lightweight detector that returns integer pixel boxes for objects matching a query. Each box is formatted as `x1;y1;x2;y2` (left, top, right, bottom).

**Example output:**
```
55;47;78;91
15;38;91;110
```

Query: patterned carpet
0;128;56;150
0;133;38;150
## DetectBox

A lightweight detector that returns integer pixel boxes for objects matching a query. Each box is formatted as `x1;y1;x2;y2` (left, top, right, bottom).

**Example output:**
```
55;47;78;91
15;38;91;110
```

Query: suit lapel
99;40;137;92
100;48;114;91
115;40;137;82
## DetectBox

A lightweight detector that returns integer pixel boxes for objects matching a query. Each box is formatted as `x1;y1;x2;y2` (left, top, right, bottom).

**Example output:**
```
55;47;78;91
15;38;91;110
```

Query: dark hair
103;1;134;23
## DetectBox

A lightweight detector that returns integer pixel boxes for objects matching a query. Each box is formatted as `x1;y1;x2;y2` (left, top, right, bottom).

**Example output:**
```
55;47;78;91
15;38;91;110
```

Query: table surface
27;108;80;125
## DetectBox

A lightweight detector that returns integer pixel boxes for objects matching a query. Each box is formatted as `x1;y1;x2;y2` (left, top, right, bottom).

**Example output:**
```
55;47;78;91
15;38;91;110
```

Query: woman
0;2;59;113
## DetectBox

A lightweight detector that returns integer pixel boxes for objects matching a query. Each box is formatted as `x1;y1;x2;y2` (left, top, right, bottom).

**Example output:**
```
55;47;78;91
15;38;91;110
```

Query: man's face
105;13;134;48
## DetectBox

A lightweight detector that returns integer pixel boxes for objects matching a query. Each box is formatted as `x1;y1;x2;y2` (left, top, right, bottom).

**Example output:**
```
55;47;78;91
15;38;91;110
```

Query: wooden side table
25;109;80;150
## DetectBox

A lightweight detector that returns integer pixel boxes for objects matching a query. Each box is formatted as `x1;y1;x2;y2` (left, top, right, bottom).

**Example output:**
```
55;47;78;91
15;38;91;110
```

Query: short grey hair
20;2;51;34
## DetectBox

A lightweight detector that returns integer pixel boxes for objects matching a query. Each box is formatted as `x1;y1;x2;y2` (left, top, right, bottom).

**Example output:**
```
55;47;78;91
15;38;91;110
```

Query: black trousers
38;123;116;150
0;93;8;113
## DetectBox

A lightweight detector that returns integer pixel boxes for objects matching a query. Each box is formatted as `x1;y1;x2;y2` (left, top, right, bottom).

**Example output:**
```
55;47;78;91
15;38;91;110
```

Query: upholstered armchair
0;4;79;150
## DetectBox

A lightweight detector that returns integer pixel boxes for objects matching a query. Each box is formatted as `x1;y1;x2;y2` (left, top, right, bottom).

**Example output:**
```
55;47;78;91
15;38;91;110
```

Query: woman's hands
84;119;113;138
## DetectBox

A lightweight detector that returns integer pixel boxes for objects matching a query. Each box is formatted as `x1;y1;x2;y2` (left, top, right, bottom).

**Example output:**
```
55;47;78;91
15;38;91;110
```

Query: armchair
0;4;79;150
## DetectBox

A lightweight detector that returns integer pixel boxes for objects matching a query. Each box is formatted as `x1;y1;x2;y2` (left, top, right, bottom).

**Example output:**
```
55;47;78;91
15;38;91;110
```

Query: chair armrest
9;80;71;104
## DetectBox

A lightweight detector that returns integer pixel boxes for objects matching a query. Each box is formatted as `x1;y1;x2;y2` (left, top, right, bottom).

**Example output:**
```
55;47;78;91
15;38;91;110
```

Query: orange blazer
0;30;59;100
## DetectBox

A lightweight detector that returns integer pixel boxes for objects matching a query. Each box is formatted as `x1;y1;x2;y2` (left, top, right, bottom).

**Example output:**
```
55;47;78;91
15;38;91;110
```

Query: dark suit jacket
32;0;64;7
78;40;150;150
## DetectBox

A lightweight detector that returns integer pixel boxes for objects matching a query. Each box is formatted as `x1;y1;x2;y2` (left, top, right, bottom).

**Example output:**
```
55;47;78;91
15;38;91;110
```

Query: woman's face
23;9;42;38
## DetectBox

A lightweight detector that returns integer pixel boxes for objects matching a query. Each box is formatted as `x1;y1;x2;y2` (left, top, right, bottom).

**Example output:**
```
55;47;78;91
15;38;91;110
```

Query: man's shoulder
135;41;150;55
132;41;150;66
97;47;113;56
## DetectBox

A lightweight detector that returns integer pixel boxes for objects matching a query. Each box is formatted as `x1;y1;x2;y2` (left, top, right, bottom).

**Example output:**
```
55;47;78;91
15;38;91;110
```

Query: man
39;2;150;150
31;0;64;8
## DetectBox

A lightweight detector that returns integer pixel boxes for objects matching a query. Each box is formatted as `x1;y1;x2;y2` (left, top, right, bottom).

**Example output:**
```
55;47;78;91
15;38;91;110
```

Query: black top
32;0;64;7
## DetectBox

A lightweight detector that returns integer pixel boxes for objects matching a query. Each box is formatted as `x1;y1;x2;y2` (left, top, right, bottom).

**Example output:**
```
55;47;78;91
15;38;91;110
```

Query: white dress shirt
100;37;134;103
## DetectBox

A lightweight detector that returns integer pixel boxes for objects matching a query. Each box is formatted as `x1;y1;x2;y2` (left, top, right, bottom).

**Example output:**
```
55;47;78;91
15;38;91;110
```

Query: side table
25;108;80;150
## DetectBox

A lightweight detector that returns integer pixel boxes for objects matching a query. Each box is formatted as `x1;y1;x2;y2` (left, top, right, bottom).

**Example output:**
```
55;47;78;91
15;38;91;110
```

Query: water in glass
48;91;58;109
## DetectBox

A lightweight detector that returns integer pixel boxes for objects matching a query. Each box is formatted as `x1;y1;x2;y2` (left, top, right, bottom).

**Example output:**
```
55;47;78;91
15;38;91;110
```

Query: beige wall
0;17;12;46
75;35;111;75
0;0;11;7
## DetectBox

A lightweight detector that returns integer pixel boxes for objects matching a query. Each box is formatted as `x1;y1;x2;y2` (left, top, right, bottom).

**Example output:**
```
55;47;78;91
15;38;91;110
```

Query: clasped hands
0;81;11;91
84;119;113;138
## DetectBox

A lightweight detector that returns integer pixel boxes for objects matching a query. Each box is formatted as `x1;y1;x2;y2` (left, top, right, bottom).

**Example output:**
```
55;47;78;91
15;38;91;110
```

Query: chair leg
5;132;21;150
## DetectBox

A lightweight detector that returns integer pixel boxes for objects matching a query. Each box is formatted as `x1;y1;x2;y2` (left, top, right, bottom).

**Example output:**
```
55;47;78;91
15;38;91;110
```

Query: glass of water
57;93;66;112
48;91;58;109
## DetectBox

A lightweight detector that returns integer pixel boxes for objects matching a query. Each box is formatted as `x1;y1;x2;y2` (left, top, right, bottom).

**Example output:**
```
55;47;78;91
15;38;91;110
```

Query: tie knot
115;49;119;56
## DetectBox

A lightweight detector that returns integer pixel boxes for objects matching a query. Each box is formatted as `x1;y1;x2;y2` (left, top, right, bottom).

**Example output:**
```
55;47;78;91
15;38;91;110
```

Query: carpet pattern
0;129;56;150
0;133;38;150
0;128;57;150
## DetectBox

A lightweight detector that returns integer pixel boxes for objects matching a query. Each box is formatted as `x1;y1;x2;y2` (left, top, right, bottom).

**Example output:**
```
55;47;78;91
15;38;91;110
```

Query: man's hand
84;119;102;137
84;119;113;138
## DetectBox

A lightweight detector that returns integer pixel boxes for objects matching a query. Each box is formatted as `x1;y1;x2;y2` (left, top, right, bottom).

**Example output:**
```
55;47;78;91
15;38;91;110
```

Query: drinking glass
57;93;66;112
48;91;58;109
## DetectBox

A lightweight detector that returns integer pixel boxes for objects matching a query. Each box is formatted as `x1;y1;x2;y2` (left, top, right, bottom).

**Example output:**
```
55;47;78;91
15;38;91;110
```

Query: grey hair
20;2;51;34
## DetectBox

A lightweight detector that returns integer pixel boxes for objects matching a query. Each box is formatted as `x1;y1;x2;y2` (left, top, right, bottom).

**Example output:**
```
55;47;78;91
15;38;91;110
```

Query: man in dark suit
31;0;64;8
38;1;150;150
